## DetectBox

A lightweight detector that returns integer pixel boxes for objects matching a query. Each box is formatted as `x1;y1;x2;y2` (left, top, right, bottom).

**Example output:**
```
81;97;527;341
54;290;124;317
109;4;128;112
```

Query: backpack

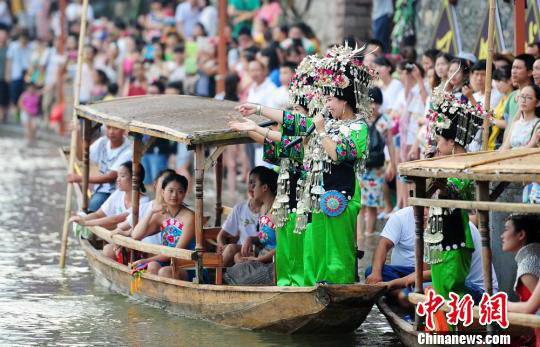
365;114;386;169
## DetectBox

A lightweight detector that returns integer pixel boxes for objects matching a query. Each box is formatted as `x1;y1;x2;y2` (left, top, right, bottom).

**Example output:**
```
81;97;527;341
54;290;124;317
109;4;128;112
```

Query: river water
0;130;401;346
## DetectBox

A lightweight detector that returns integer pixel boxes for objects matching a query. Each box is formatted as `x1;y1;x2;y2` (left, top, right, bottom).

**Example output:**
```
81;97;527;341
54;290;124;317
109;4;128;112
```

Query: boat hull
81;239;385;334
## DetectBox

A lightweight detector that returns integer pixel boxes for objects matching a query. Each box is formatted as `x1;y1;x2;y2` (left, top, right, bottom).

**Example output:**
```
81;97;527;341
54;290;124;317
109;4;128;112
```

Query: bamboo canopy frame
74;95;267;281
399;148;540;331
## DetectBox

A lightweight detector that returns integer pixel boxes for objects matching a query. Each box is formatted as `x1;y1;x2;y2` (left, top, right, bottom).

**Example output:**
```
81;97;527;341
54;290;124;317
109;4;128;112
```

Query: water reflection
0;130;401;346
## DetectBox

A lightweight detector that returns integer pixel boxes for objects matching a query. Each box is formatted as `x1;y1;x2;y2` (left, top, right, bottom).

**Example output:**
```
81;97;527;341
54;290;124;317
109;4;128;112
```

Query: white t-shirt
221;200;259;244
247;79;278;107
89;136;133;194
100;190;150;217
7;41;32;80
128;200;161;245
381;206;499;291
167;61;186;83
469;222;499;291
65;3;94;22
380;78;403;114
175;2;200;39
380;207;416;267
199;6;218;37
268;85;290;110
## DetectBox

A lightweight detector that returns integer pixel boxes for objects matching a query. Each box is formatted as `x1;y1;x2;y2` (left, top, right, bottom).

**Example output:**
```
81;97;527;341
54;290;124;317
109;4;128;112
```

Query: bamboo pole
413;178;426;331
481;0;496;152
81;118;91;211
59;0;90;268
194;144;205;283
475;181;494;334
216;0;228;95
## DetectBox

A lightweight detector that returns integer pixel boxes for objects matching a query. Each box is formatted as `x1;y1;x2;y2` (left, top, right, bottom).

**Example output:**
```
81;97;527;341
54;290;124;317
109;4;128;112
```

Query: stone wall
294;0;372;50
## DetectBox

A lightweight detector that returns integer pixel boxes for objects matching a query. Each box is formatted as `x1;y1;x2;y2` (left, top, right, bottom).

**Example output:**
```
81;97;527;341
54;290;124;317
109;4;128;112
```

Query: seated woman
130;173;195;280
502;214;540;346
70;161;149;230
104;168;176;260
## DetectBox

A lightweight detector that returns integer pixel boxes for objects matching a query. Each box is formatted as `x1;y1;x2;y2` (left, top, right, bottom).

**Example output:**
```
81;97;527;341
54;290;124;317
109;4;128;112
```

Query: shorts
9;79;24;104
361;167;385;207
0;80;8;106
20;110;38;124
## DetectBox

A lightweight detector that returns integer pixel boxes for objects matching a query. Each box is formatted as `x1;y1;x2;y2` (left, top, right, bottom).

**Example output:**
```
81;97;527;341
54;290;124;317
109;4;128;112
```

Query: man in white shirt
268;61;296;110
365;207;498;306
247;59;277;168
67;126;132;212
175;0;200;40
217;170;261;266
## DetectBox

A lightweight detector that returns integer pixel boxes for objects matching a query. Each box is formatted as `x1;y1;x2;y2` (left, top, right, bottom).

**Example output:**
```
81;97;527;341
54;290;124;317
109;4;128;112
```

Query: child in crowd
18;82;41;145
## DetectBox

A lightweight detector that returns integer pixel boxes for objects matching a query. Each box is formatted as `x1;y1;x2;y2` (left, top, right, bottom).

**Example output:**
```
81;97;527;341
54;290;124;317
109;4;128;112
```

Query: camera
405;63;415;72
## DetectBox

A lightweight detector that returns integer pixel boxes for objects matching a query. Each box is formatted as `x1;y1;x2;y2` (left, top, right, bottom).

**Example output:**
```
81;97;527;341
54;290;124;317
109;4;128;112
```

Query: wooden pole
413;178;426;331
216;0;228;95
57;0;67;105
59;0;90;268
194;144;205;283
215;154;224;226
514;0;526;55
475;181;494;333
81;118;91;211
482;0;496;152
130;133;143;262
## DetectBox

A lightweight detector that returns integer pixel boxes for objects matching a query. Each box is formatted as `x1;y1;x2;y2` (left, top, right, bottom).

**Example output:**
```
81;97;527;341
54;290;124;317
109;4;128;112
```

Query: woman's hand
385;164;396;181
411;65;423;83
313;113;326;134
462;84;474;101
131;258;148;269
235;103;258;117
69;215;85;225
228;117;258;132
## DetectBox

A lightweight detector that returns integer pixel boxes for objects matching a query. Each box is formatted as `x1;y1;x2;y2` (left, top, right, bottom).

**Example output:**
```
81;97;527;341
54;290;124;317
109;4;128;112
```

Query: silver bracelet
256;105;262;116
264;127;270;139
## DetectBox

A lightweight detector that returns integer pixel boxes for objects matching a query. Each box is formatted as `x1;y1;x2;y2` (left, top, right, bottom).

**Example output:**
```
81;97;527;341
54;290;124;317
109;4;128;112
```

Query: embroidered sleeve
334;121;369;162
280;135;304;160
281;111;312;136
263;138;280;165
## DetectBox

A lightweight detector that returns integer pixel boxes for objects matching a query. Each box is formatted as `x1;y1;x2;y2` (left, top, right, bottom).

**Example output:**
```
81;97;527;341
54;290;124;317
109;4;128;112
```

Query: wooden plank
81;118;91;211
408;198;540;213
412;178;426;331
88;225;196;260
409;293;540;329
204;145;226;171
194;144;205;283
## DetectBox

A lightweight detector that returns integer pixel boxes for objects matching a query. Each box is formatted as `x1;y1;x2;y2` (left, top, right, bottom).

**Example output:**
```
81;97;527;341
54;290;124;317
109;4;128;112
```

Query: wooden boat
65;95;385;334
388;149;540;345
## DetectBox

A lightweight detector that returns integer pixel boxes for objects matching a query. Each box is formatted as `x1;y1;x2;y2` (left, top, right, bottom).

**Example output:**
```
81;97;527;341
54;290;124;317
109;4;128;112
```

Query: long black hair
120;161;146;193
507;214;540;244
161;173;188;192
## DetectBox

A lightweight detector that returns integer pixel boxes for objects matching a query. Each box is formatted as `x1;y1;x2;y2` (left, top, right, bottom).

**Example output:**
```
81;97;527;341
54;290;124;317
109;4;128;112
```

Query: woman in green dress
232;45;375;285
229;55;324;286
424;86;485;301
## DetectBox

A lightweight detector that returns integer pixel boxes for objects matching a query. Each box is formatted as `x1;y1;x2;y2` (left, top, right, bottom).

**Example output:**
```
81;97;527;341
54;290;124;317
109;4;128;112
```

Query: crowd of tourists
4;0;539;341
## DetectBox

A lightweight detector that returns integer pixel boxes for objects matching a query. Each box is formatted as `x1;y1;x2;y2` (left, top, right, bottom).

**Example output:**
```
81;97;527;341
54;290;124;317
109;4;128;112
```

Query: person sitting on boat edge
224;167;278;285
69;161;149;230
130;173;196;280
104;168;176;261
67;125;133;212
367;206;498;307
216;167;262;267
502;213;540;346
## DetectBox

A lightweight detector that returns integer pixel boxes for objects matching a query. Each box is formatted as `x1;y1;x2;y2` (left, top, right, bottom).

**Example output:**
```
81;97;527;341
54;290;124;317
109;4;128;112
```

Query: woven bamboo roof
75;95;267;145
399;148;540;182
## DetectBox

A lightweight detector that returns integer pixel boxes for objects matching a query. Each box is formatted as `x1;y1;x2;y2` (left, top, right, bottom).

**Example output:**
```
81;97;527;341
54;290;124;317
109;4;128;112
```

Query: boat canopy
75;95;267;145
399;148;540;182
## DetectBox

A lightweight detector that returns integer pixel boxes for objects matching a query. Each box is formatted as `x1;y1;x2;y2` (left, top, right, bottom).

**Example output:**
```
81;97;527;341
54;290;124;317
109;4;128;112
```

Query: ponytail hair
120;161;146;193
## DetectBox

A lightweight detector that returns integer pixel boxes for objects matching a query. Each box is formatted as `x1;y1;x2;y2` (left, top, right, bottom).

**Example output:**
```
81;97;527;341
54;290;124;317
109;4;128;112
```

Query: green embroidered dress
270;111;368;286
